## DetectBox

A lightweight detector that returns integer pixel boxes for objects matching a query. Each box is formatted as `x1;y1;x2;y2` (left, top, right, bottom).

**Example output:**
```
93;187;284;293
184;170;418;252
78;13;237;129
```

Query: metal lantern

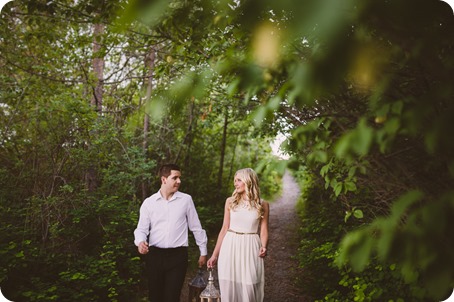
188;268;207;302
199;268;221;302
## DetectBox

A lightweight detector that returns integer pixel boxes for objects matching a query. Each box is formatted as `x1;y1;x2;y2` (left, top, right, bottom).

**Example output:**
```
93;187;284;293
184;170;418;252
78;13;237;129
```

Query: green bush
293;166;439;301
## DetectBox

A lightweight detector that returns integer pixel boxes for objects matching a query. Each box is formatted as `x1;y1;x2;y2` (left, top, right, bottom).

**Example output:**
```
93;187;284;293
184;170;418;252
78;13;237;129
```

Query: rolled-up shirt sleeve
187;198;208;256
134;200;151;246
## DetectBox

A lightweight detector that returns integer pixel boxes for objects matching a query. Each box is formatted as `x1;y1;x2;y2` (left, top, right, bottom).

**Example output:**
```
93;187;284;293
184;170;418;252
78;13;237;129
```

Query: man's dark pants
146;246;188;302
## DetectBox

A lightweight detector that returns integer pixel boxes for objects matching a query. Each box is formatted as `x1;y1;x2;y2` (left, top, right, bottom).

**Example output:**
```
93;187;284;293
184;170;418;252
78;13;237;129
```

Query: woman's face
234;176;246;194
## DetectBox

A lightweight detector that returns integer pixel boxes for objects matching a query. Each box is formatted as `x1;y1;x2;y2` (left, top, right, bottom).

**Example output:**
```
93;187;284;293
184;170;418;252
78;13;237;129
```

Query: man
134;164;208;302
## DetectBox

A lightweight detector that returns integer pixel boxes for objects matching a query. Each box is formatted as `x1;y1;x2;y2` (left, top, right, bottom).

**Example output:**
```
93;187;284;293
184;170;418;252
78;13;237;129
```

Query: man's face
162;170;181;193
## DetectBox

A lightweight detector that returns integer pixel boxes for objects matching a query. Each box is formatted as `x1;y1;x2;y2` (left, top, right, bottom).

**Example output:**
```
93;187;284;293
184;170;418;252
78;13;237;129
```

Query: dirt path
181;171;309;302
264;171;309;302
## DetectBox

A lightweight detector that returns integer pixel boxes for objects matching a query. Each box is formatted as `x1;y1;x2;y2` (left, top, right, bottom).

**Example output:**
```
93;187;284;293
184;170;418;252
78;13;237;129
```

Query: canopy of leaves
0;0;453;301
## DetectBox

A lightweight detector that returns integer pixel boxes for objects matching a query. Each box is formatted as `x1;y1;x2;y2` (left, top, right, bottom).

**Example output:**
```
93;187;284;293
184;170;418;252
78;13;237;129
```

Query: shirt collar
157;190;181;202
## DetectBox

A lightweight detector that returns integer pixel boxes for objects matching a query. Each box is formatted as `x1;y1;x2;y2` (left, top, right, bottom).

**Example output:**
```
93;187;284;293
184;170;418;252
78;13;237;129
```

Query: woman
207;168;270;302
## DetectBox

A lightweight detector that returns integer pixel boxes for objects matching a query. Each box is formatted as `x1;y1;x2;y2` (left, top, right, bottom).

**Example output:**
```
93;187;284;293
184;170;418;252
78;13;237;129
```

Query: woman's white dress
218;204;264;302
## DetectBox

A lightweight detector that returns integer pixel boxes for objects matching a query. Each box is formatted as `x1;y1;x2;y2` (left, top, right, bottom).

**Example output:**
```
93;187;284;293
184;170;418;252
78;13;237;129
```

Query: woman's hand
258;246;267;258
207;255;218;268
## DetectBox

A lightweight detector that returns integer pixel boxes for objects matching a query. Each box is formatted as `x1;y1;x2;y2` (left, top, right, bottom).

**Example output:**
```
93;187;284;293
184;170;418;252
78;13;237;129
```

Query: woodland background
0;0;453;301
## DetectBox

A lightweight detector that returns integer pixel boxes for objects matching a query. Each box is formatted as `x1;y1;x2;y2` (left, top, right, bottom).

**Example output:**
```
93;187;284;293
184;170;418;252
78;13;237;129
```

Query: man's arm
134;201;151;252
187;197;208;260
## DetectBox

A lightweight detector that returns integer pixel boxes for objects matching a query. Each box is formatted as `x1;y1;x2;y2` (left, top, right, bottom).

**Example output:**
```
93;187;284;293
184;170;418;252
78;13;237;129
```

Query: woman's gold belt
227;229;257;235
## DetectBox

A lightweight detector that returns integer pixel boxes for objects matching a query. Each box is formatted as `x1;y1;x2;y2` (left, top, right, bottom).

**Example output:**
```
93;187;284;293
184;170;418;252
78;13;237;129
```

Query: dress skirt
218;207;264;302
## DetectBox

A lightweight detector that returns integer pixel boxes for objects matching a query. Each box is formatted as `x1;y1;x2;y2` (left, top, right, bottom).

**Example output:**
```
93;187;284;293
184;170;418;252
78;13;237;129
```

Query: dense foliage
1;0;453;301
0;1;280;301
281;1;454;300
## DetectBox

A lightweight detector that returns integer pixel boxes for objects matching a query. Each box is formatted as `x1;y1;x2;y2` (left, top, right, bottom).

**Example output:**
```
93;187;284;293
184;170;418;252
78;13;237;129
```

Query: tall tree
141;46;156;199
217;105;229;191
91;22;104;112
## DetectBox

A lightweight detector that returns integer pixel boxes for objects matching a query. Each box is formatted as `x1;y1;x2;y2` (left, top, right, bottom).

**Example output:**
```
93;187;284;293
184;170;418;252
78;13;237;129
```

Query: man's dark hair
159;164;181;178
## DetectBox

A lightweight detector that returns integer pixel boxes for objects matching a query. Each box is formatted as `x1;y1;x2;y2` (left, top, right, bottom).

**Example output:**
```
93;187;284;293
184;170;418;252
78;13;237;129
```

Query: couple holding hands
134;164;270;302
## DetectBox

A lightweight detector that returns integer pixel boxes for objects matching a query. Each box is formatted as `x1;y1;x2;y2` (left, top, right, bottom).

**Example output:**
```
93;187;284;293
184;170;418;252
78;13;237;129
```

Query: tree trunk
217;106;229;192
91;23;104;112
141;46;156;200
175;98;195;164
86;22;105;192
228;135;239;182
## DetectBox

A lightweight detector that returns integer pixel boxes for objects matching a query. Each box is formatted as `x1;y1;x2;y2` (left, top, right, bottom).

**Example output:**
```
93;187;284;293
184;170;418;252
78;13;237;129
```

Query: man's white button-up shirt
134;190;208;256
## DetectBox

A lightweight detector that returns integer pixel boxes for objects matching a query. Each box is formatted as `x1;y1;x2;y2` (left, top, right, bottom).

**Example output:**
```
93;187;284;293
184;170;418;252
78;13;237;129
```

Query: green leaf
337;230;373;272
352;118;374;156
353;209;363;219
349;234;373;272
71;272;86;280
391;101;404;115
344;181;357;192
390;190;423;219
334;183;343;197
348;166;357;179
251;106;267;127
383;117;400;135
375;218;395;261
335;132;354;158
267;96;281;111
308;150;328;163
145;97;166;121
320;164;330;176
344;211;352;223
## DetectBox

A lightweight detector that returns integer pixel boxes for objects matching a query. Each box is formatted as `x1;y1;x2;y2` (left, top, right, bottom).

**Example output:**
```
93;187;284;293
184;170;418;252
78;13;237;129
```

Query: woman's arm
258;201;269;258
207;198;231;268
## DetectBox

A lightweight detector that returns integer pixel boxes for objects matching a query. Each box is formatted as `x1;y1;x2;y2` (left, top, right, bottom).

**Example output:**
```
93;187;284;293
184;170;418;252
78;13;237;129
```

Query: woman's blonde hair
230;168;264;218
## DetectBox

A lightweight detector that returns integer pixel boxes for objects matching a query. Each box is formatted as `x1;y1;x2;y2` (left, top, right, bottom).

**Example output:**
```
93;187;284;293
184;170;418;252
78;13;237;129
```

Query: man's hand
138;241;149;254
198;255;207;268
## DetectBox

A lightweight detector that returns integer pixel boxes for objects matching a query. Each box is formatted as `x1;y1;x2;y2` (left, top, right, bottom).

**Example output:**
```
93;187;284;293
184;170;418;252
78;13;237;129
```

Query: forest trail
263;171;309;302
181;171;309;302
